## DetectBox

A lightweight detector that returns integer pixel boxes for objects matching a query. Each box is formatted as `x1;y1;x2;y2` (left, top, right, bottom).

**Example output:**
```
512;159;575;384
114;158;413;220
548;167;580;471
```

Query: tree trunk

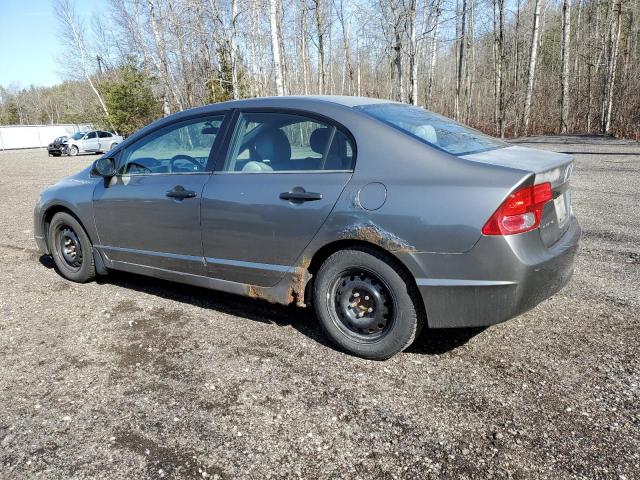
426;2;441;107
147;0;183;111
497;0;505;137
455;0;466;120
314;0;326;94
300;0;310;95
230;0;239;99
513;0;521;135
604;0;622;134
408;0;418;105
560;0;571;133
269;0;285;96
522;0;543;136
394;30;404;102
465;0;475;123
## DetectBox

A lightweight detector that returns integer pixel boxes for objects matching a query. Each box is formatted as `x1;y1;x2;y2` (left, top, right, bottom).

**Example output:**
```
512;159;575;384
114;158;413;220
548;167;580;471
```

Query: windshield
356;103;506;156
70;132;86;140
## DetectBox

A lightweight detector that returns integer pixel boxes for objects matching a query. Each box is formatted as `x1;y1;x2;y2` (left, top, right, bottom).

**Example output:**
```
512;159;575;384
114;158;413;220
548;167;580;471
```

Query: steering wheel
170;154;202;172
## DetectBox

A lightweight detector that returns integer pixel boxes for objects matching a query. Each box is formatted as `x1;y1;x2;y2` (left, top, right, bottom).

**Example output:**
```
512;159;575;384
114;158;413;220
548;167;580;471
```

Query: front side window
357;103;506;156
98;131;112;138
118;115;224;175
86;131;97;139
223;112;354;172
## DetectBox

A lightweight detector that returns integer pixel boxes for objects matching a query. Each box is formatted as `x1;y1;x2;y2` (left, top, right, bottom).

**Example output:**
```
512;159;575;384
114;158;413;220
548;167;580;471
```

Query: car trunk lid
463;145;574;247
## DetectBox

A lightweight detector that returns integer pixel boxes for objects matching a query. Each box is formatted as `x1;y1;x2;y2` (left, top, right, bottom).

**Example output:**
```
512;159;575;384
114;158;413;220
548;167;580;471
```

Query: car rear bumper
397;216;581;328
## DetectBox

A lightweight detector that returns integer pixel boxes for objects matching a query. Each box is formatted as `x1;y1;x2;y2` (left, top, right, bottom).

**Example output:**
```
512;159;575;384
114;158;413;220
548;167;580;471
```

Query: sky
0;0;107;89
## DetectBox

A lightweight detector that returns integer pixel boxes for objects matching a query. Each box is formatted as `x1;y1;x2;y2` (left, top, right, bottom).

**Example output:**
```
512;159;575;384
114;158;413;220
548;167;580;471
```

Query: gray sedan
34;96;580;359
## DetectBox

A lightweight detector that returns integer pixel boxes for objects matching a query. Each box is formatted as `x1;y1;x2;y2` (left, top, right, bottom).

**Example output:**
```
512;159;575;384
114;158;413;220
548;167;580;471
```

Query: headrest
255;128;291;164
309;127;332;154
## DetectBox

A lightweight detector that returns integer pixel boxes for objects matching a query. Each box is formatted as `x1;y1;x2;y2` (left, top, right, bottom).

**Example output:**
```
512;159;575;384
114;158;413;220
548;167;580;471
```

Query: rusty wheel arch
303;239;424;314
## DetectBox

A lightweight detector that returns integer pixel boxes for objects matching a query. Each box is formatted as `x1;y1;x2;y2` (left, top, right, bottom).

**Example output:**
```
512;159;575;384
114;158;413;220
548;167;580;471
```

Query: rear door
201;110;355;286
92;113;228;275
98;131;113;151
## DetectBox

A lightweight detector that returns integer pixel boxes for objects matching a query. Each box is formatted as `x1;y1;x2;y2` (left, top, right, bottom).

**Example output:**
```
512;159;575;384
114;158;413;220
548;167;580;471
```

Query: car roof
122;96;403;148
212;95;398;108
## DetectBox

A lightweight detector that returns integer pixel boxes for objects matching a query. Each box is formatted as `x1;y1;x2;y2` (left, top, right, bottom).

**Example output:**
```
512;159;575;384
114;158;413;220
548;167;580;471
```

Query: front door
202;111;355;286
93;114;227;275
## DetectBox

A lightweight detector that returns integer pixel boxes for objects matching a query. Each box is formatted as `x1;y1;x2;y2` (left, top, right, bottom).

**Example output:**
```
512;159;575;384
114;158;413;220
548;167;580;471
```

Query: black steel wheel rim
56;225;83;270
329;268;395;341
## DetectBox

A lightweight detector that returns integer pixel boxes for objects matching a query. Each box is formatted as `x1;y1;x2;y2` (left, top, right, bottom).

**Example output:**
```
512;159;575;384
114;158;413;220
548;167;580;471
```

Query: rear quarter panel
302;112;532;255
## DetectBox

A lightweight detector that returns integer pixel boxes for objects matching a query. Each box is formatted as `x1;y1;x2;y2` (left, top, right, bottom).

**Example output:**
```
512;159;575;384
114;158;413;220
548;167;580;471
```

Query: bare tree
426;0;441;107
230;0;240;99
559;0;571;133
269;0;285;96
522;0;543;136
19;0;636;139
313;0;327;94
146;0;184;112
604;0;622;134
455;0;467;120
54;0;112;127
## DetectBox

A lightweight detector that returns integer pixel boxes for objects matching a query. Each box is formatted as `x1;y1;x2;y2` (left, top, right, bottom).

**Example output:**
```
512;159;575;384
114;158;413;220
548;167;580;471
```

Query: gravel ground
0;136;638;479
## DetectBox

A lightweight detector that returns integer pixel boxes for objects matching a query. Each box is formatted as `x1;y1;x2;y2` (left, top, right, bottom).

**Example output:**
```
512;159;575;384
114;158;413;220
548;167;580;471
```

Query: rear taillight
482;182;553;235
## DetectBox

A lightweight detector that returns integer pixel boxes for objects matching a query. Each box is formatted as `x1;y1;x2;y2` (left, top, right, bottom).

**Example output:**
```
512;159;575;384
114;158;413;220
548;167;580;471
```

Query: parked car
47;136;68;156
34;96;580;359
63;130;123;156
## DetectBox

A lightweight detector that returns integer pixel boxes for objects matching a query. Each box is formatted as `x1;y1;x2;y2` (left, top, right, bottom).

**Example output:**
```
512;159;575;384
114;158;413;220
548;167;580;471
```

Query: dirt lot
0;136;638;479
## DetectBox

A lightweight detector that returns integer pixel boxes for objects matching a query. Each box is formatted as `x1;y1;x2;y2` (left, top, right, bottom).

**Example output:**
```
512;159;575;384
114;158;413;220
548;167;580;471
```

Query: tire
48;212;96;283
110;143;118;150
313;246;424;360
68;145;79;156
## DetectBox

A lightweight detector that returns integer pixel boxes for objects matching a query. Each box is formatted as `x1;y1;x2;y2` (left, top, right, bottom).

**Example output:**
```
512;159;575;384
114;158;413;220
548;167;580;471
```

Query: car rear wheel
313;246;424;360
48;212;95;283
68;145;79;156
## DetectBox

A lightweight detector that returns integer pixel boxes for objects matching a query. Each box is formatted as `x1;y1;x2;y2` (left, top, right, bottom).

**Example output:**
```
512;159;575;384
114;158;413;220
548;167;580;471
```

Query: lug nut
367;307;373;313
353;292;360;298
364;295;370;301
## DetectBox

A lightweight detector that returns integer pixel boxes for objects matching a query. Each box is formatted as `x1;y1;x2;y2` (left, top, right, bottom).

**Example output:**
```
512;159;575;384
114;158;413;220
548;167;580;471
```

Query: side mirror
93;157;116;178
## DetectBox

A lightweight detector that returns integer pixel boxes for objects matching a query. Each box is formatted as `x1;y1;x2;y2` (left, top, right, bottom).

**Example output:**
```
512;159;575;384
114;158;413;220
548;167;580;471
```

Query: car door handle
166;186;197;199
279;190;323;202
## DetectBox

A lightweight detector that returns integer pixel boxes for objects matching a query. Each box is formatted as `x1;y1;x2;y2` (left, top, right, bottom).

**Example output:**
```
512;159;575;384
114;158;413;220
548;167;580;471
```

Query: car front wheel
68;145;79;156
48;212;96;283
313;246;424;360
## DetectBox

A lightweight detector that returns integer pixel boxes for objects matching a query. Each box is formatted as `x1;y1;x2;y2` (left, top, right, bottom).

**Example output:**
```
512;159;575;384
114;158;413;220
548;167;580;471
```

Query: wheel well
42;206;88;250
304;240;425;316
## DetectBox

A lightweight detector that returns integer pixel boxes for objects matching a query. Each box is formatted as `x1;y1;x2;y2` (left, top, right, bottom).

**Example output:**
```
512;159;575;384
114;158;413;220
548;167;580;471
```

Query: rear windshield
356;103;506;156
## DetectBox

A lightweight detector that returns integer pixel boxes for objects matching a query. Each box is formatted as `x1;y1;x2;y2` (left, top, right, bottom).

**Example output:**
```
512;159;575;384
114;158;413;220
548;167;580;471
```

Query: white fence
0;124;93;150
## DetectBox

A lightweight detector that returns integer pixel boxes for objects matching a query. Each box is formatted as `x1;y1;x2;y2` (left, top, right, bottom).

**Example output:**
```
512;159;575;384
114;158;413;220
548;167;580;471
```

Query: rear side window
223;112;354;172
357;103;506;156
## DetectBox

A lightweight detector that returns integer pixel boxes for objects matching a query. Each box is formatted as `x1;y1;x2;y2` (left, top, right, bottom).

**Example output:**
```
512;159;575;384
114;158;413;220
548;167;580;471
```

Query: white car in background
64;130;123;156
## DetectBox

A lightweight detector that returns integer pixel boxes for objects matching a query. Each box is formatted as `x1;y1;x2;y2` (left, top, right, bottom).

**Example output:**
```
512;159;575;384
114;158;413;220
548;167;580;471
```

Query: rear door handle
279;189;323;202
166;185;197;199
